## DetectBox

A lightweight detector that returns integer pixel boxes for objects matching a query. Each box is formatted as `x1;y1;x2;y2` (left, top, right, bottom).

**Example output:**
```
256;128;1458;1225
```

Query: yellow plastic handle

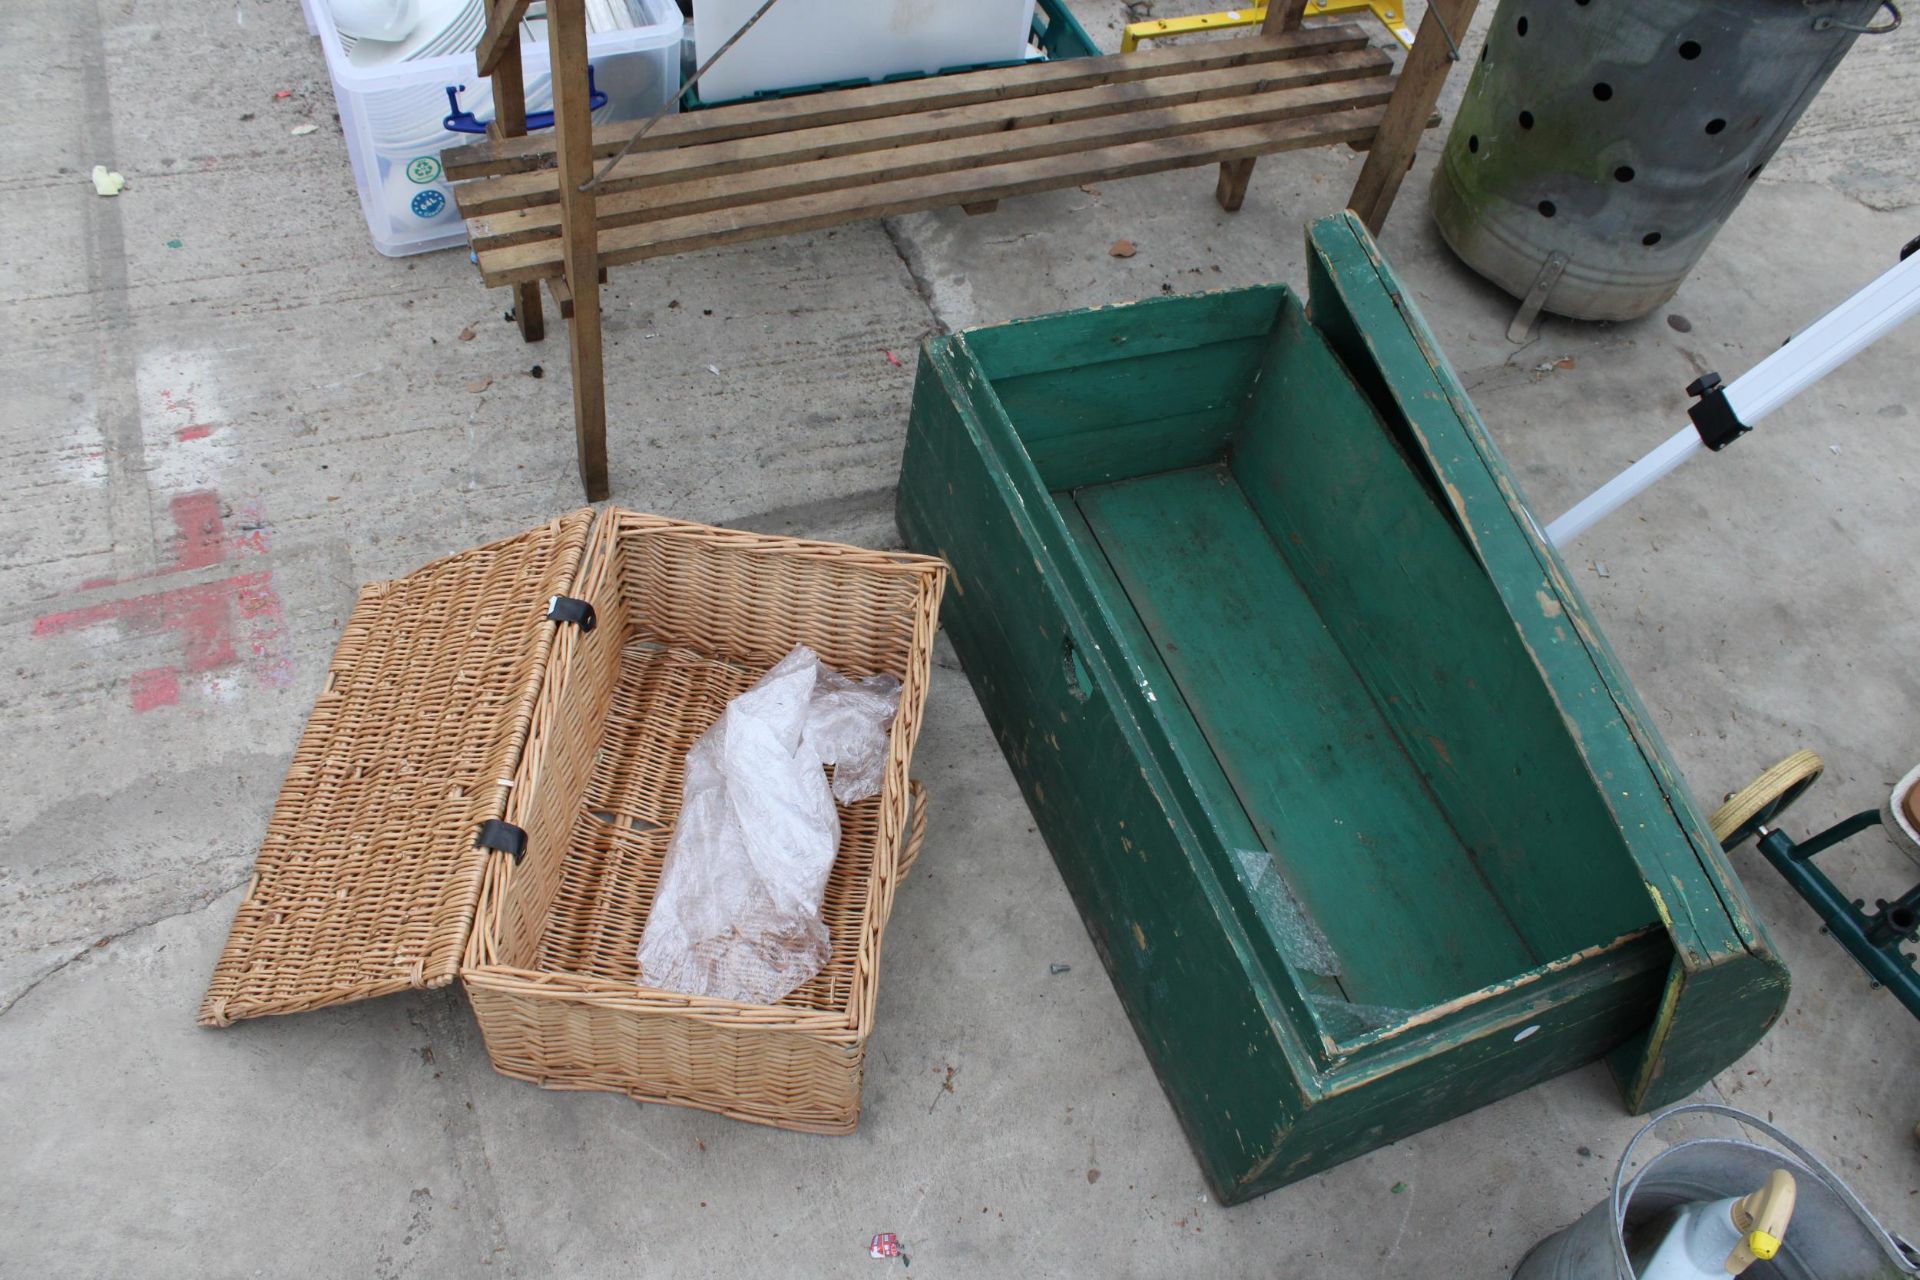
1725;1169;1796;1274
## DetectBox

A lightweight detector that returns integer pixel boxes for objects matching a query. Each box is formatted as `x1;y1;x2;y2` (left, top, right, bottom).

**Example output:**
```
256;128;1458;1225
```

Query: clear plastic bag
636;645;902;1005
806;665;902;806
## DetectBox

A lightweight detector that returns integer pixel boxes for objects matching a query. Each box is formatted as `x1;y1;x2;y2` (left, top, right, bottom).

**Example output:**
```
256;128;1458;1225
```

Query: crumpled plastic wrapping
637;644;902;1004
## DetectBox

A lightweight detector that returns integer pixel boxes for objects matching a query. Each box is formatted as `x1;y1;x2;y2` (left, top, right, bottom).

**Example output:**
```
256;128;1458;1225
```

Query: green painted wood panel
1230;293;1659;966
968;288;1284;491
1052;499;1351;1011
1298;213;1787;1108
1244;932;1670;1198
897;339;1314;1196
963;285;1286;382
1026;408;1234;491
1072;465;1538;1010
990;342;1266;492
992;341;1266;439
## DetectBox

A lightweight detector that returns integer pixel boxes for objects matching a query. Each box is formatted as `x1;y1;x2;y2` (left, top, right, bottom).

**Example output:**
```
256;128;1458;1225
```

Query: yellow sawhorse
1124;0;1417;52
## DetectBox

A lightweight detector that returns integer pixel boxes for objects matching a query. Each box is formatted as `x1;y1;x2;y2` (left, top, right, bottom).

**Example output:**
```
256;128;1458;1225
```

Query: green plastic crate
682;0;1099;111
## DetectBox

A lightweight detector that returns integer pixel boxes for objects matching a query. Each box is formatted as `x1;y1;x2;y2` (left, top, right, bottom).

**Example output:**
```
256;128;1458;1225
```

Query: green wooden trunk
896;214;1789;1204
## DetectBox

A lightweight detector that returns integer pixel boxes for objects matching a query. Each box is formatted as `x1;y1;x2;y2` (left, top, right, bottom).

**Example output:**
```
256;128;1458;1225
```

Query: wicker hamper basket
200;508;947;1133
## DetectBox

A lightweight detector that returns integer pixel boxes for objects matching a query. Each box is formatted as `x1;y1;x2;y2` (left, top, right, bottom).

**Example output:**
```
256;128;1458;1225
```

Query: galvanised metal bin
1431;0;1894;321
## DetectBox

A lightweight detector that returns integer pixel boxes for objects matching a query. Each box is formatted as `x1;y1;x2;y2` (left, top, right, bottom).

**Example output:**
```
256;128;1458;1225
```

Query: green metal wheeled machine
1711;751;1920;1021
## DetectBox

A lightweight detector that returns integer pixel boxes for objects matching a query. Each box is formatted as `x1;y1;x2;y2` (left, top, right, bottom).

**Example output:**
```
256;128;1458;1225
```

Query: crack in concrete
411;991;520;1276
0;883;234;1020
881;216;953;337
76;0;157;574
15;547;302;614
1753;169;1920;217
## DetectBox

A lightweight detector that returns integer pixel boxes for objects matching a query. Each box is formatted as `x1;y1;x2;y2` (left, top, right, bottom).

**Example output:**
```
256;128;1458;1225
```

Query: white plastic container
693;0;1037;106
302;0;682;256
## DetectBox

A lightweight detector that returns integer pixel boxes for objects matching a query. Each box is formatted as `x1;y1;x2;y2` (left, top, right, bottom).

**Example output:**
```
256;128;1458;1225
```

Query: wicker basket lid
199;511;594;1026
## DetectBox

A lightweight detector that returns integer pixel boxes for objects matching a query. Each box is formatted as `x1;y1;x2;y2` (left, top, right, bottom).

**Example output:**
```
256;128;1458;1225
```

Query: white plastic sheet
637;645;901;1004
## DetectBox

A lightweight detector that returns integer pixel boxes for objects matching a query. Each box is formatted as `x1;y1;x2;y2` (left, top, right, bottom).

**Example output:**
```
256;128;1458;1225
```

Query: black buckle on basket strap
546;595;596;632
476;819;528;865
1685;372;1749;451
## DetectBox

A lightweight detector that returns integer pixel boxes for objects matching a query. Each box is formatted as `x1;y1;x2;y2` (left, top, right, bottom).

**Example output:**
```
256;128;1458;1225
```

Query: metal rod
1425;0;1462;59
1724;245;1920;424
1544;424;1701;546
1545;249;1920;547
579;0;786;192
1863;881;1920;947
1791;808;1883;862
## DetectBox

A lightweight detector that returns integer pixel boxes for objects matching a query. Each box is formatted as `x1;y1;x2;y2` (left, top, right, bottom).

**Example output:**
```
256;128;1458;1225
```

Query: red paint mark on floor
175;423;214;441
32;489;288;711
167;490;228;570
130;667;181;712
33;573;265;671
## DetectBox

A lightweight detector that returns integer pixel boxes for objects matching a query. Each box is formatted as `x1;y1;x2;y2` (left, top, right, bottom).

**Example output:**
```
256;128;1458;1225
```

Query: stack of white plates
333;0;635;159
582;0;639;32
364;82;487;156
344;0;487;69
341;0;639;67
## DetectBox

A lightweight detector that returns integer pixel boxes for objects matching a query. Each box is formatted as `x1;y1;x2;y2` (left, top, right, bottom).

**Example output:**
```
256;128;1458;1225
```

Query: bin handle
896;779;928;878
442;65;605;135
1608;1102;1920;1275
1813;0;1900;33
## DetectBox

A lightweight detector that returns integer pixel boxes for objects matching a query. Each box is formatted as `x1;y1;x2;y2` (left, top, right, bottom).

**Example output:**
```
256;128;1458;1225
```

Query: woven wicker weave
200;512;593;1025
463;512;945;1132
201;506;945;1135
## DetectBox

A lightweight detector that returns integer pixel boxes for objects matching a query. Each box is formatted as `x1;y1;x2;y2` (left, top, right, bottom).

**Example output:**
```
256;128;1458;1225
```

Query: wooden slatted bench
446;0;1477;498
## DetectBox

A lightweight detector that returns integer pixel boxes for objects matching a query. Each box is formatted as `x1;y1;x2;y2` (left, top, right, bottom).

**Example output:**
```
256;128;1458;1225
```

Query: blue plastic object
443;65;605;135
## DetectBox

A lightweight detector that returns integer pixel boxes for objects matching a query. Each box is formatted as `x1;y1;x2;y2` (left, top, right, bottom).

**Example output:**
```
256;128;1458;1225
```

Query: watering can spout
1511;1104;1916;1280
1725;1169;1797;1274
1633;1168;1798;1279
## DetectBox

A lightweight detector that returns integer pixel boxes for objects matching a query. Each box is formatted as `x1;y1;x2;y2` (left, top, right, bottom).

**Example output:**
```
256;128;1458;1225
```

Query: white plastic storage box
301;0;681;256
694;0;1038;105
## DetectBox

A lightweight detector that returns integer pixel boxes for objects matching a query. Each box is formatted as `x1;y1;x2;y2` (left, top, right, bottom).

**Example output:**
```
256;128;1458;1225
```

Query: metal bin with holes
1432;0;1897;324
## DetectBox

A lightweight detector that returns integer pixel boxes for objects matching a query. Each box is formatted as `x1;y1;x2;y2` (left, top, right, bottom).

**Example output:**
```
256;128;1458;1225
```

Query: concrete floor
3;0;1917;1275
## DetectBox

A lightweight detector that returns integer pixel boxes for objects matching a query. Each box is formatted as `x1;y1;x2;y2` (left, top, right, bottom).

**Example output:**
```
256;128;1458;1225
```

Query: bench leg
1215;160;1257;212
567;289;609;502
1213;0;1310;212
550;0;609;501
513;282;545;343
1348;0;1479;235
486;49;546;345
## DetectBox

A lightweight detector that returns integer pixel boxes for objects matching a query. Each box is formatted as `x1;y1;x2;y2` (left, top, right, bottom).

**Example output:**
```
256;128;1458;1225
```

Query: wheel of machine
1880;760;1920;853
1710;750;1825;851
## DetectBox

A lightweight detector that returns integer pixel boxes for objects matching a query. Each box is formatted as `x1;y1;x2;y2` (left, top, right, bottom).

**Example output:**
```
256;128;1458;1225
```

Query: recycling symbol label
406;156;442;185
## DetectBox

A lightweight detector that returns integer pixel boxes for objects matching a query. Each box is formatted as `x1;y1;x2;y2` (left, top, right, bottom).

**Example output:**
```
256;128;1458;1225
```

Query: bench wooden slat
457;46;1392;217
442;24;1375;180
466;76;1397;251
474;104;1388;286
